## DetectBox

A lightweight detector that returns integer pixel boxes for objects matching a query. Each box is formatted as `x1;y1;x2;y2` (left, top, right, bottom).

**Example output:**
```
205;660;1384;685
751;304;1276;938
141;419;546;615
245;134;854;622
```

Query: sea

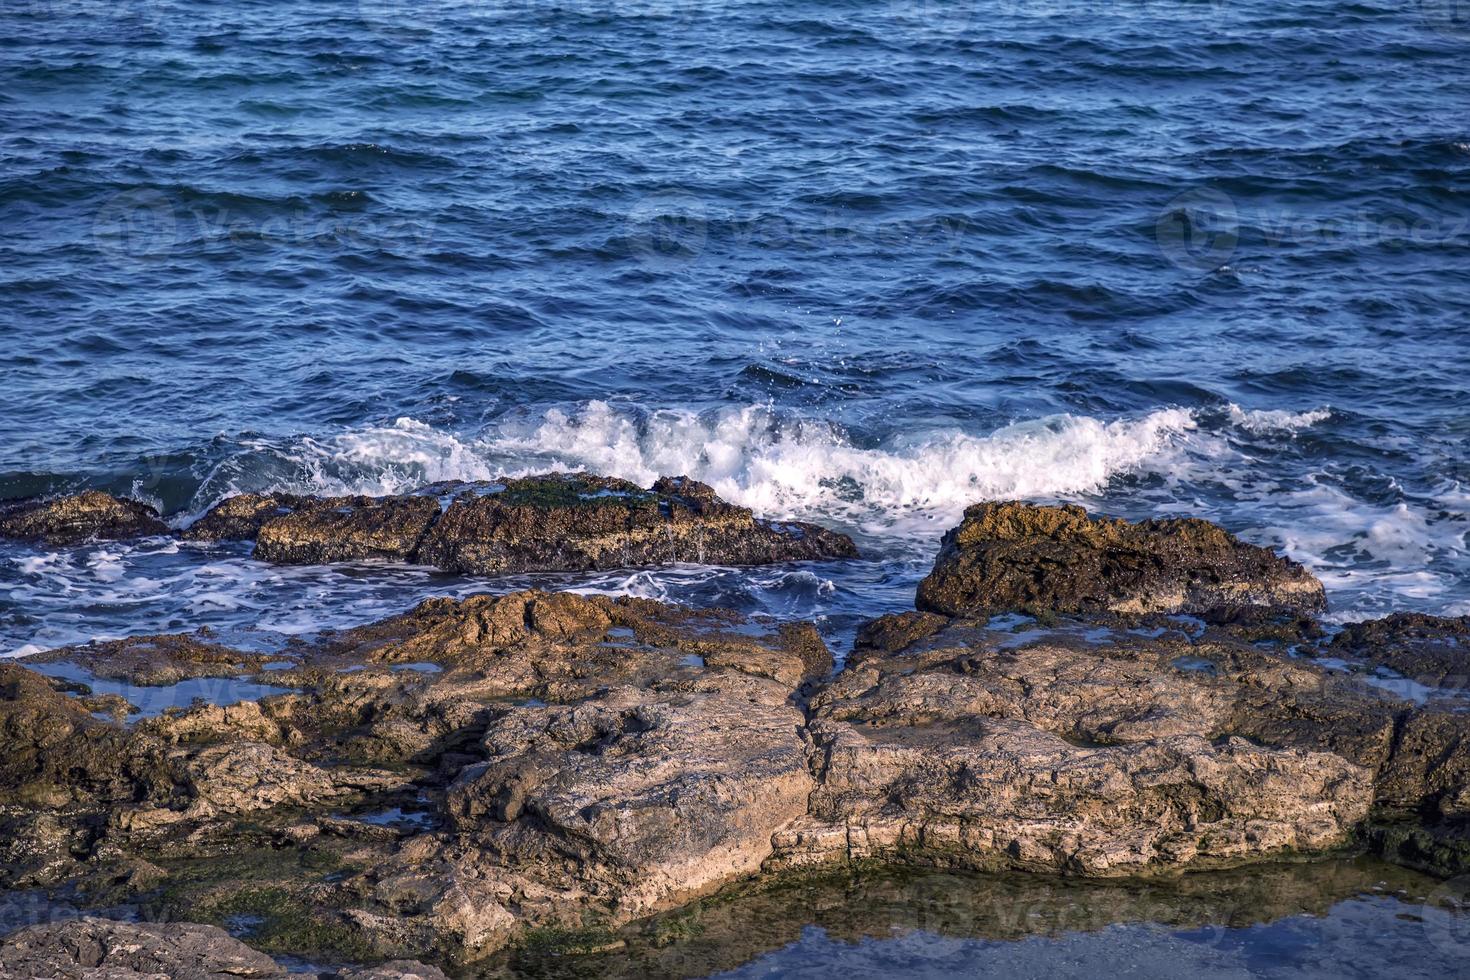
2;0;1468;974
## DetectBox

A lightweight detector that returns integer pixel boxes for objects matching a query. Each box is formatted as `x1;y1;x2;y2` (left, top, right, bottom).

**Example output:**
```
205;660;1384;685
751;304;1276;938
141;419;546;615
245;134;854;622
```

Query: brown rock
915;501;1326;620
179;492;307;542
253;494;441;565
0;492;167;545
416;473;857;574
790;623;1372;875
183;473;858;574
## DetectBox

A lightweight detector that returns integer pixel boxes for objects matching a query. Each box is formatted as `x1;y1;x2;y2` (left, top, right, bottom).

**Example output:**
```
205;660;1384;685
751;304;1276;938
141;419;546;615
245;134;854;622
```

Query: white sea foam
1224;403;1332;433
210;402;1201;535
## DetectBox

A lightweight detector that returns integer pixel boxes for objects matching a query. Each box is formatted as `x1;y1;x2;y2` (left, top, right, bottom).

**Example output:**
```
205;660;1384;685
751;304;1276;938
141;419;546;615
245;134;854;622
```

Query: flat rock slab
916;500;1325;619
182;472;858;572
0;917;284;979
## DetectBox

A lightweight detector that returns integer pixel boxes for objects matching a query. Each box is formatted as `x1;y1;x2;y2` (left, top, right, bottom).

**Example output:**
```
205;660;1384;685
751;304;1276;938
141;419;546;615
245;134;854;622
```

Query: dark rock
915;501;1325;620
0;492;167;545
1330;612;1470;688
183;473;858;573
179;492;309;543
254;494;442;565
415;473;857;574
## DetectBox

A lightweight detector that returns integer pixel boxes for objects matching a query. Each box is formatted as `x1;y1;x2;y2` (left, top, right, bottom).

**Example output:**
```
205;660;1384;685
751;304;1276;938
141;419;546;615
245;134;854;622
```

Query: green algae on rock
0;491;168;546
915;500;1326;619
182;472;859;572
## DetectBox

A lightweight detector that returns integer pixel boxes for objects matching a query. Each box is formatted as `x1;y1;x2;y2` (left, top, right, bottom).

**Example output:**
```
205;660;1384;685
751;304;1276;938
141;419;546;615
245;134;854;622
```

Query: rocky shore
1;484;1467;975
0;473;858;573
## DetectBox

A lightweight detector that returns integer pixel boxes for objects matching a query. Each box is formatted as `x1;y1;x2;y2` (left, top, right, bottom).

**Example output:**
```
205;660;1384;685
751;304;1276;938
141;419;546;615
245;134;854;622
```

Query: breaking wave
195;402;1203;533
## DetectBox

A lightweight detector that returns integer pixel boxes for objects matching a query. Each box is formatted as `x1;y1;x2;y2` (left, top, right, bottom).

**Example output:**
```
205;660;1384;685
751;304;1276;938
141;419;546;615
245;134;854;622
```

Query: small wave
1224;403;1332;434
196;402;1199;535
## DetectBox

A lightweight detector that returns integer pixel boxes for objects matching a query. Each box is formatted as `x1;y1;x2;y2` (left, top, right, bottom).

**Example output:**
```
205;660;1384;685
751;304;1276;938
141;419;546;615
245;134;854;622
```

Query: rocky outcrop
416;474;856;574
181;473;858;572
0;917;450;979
915;501;1325;619
0;592;835;964
1329;612;1470;688
2;577;1467;968
0;917;284;979
0;492;167;545
778;619;1375;876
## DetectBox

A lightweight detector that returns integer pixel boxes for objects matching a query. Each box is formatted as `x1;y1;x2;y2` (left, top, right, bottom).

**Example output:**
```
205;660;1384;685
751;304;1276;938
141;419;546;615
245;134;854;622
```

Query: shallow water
482;858;1470;979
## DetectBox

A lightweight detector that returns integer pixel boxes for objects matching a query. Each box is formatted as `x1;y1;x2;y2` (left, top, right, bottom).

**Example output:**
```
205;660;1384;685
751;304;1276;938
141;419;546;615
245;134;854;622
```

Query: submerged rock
915;501;1325;619
0;491;167;545
183;473;858;572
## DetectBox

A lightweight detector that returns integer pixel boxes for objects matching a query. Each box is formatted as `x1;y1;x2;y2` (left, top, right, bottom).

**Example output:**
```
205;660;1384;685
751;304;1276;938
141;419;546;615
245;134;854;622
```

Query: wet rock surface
4;475;858;577
916;501;1326;619
1329;612;1470;688
0;592;834;967
0;492;168;546
181;473;858;572
1;501;1468;974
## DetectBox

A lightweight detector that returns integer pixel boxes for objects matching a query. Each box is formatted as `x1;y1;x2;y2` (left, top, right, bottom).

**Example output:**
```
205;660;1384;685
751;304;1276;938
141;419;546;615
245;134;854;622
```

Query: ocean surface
2;1;1470;971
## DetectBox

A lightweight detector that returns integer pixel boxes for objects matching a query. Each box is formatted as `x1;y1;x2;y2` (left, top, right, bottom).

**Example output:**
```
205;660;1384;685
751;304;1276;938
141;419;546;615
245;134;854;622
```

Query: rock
0;492;167;546
7;578;1467;966
441;672;813;913
184;473;858;573
178;492;308;543
0;591;834;961
0;917;284;978
417;474;858;573
251;495;442;565
1329;612;1470;688
798;613;1470;877
785;621;1373;875
915;501;1325;620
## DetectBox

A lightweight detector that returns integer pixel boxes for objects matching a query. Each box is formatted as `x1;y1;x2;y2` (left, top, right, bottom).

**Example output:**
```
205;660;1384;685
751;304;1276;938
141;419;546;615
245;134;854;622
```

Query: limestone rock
915;501;1325;619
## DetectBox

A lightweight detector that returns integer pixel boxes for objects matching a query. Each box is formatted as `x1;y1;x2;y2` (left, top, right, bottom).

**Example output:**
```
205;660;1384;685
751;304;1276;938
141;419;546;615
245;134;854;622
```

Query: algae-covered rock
0;491;168;545
915;501;1325;619
183;473;858;573
415;473;858;573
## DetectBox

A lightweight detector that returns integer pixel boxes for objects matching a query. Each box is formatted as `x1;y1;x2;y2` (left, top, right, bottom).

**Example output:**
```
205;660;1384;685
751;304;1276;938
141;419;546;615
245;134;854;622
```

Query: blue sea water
4;0;1469;653
2;0;1468;645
